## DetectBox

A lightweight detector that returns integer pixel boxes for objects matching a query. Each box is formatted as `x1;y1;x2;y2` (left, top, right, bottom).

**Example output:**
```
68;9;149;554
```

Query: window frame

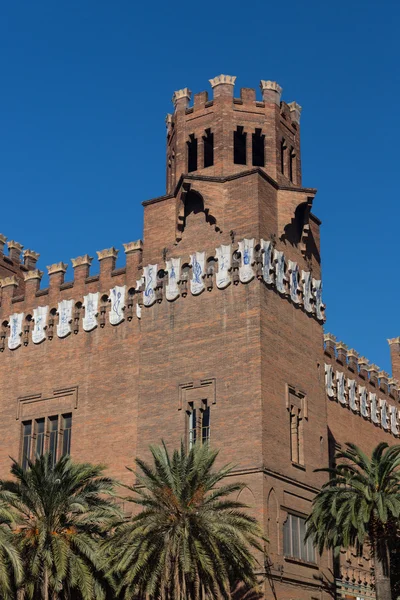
186;400;210;450
283;512;316;565
20;412;72;468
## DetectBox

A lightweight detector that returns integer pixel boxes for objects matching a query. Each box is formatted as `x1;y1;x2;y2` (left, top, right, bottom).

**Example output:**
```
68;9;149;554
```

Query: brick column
97;247;118;282
123;241;143;282
0;276;19;315
71;254;92;284
388;337;400;382
24;269;43;303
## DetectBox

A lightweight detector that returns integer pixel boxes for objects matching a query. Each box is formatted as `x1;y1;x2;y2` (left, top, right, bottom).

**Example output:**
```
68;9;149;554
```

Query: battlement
166;74;302;194
0;235;40;295
0;234;325;352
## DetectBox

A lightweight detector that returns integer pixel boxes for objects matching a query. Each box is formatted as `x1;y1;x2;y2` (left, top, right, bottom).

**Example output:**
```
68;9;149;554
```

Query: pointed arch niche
175;185;220;244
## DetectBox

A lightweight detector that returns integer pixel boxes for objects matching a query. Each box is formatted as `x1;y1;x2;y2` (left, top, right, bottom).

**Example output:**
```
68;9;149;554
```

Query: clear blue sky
1;1;398;372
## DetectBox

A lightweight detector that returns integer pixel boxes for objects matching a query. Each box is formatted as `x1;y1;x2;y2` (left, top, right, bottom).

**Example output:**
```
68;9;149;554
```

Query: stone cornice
142;169;317;206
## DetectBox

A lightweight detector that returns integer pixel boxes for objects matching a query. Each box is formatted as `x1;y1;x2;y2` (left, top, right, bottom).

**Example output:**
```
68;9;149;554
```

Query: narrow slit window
289;147;296;183
280;138;286;174
187;134;198;172
201;404;210;444
49;416;59;466
290;409;304;466
62;414;72;456
234;126;247;165
188;406;197;449
203;129;214;168
22;421;32;470
252;129;265;167
35;418;45;460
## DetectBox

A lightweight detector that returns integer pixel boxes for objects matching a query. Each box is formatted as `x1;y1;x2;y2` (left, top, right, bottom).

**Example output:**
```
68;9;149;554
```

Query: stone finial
71;255;93;268
288;101;302;124
260;80;282;105
96;247;119;261
388;336;400;346
165;113;173;128
209;74;236;88
324;332;336;343
379;370;390;381
336;341;348;363
336;341;348;351
47;262;68;275
358;356;369;367
23;269;43;282
0;276;19;288
7;241;23;262
23;249;40;269
0;234;7;254
388;378;399;392
347;348;359;359
367;364;379;374
172;88;191;107
123;240;143;254
324;332;336;355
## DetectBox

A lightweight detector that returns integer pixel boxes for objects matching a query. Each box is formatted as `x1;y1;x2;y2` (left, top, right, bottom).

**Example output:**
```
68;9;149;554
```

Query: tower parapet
0;235;39;294
166;74;302;194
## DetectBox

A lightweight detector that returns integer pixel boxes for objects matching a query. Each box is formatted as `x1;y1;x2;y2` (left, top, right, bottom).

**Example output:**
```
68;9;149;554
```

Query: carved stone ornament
261;239;274;284
83;292;99;332
348;379;357;411
301;270;313;313
312;279;324;320
390;405;399;436
336;371;346;404
32;306;48;344
380;399;389;430
359;385;368;417
325;364;334;398
143;265;158;306
57;300;73;338
136;303;142;319
238;239;255;283
288;260;299;303
215;244;232;289
8;313;24;350
109;286;126;325
370;393;379;424
165;258;181;301
190;252;205;295
273;249;286;294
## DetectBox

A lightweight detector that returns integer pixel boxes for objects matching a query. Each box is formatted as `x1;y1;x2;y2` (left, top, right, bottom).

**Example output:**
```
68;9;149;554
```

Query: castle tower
166;76;302;194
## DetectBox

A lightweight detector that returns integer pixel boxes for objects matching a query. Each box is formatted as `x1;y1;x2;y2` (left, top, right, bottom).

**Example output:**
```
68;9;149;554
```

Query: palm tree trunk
42;567;49;600
373;539;392;600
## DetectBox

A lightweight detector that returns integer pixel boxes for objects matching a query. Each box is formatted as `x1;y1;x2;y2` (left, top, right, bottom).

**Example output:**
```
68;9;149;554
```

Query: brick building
1;74;399;599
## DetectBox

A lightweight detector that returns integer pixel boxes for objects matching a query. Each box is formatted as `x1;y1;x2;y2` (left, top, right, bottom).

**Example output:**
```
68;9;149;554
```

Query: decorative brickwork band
71;255;93;268
47;262;68;275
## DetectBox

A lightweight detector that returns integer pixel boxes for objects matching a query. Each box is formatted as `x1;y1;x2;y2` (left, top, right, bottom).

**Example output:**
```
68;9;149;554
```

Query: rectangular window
252;128;265;167
187;402;210;449
234;126;247;165
35;418;45;459
62;413;72;456
187;134;198;172
203;129;214;168
283;514;316;564
21;421;32;471
48;416;59;466
20;413;72;468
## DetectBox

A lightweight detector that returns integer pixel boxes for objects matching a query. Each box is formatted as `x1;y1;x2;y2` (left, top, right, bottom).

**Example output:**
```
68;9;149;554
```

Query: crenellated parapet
324;332;400;439
0;236;40;295
0;236;325;353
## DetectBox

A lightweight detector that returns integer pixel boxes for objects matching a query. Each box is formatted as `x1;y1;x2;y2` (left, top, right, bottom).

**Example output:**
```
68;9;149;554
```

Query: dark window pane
49;416;59;466
234;126;246;165
62;414;72;456
188;408;196;448
187;134;198;172
202;406;210;444
22;421;32;470
35;418;45;459
252;129;265;167
203;129;214;168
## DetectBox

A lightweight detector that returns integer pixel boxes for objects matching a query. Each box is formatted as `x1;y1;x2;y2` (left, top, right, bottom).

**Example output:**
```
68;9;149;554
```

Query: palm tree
306;442;400;600
0;453;122;600
0;502;23;599
109;442;266;600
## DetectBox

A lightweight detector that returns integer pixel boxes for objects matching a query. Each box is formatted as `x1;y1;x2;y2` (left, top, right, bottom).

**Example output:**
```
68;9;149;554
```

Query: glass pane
202;406;210;444
188;409;196;448
307;531;316;563
22;422;32;470
49;416;59;466
35;418;45;459
283;515;291;557
292;515;300;559
62;414;72;456
299;517;307;561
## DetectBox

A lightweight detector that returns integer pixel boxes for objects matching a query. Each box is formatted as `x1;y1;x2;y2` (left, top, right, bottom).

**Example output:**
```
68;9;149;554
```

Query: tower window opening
280;138;287;175
289;147;296;183
252;128;265;167
187;134;198;172
234;126;247;165
203;128;214;168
